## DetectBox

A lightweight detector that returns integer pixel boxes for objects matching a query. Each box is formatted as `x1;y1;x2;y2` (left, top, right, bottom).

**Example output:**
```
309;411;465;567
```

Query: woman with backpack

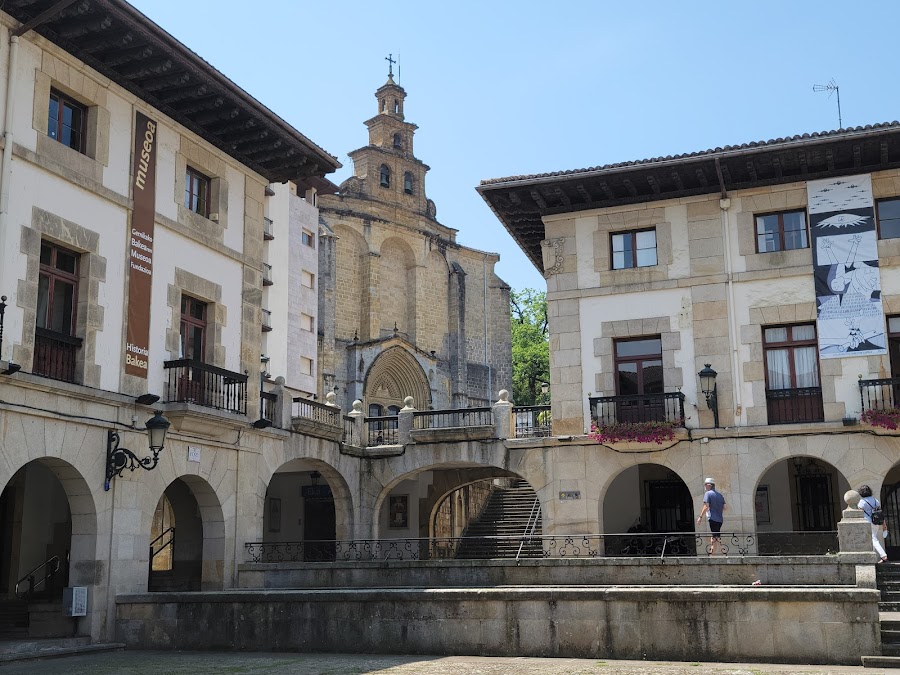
858;485;888;562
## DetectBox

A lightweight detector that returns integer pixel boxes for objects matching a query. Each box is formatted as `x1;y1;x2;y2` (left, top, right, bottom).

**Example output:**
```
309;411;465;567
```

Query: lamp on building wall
310;470;322;486
104;411;171;490
540;382;550;405
0;295;19;375
698;364;719;429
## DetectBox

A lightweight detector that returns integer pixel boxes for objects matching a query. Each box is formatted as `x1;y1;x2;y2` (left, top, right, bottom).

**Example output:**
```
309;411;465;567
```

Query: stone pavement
1;651;893;675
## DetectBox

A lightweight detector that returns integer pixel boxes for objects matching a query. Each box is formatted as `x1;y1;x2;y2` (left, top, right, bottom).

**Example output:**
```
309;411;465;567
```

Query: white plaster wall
149;229;244;393
289;193;319;394
264;185;290;383
666;203;691;279
103;91;132;197
154;122;179;222
10;36;40;152
578;288;698;428
575;215;600;290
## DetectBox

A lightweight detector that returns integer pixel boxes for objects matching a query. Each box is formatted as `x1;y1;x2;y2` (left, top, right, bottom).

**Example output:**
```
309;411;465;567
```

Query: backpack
864;497;885;525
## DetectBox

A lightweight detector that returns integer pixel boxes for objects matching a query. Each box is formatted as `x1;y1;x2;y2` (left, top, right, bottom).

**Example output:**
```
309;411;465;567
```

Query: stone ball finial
325;391;337;406
402;396;414;410
498;390;509;403
275;376;286;385
844;489;862;510
352;399;363;413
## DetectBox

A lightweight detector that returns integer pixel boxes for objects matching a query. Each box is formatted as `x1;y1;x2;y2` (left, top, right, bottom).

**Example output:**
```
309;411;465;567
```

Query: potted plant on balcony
589;420;679;446
861;407;900;431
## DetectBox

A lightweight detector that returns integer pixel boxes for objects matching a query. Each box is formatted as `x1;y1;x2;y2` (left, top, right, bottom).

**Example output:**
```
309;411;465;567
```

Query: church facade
317;75;511;413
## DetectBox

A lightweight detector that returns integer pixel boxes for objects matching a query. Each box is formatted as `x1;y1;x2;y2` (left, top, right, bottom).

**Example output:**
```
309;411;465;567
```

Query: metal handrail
516;497;541;562
15;555;60;599
150;526;175;568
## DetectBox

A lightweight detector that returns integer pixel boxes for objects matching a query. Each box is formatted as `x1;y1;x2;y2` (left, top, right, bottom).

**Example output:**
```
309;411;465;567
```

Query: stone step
862;655;900;668
879;629;900;644
879;602;900;612
882;643;900;657
0;641;124;664
0;636;90;655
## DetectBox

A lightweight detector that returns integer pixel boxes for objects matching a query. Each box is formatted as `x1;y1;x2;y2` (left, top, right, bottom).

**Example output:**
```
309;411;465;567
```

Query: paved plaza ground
0;652;893;675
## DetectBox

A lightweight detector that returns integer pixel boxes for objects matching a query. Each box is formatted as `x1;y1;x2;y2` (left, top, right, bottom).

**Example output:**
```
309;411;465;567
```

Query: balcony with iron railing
262;263;273;286
859;377;900;412
513;405;551;438
589;392;686;426
366;416;399;446
765;387;824;425
261;309;273;332
33;328;82;383
260;390;278;424
163;359;248;415
263;217;274;240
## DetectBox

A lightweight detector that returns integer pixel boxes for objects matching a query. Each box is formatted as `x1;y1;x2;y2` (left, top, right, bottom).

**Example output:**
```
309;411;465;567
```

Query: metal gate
643;479;694;532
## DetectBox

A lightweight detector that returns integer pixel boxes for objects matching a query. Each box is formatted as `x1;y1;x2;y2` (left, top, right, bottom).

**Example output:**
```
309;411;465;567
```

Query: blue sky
130;0;900;293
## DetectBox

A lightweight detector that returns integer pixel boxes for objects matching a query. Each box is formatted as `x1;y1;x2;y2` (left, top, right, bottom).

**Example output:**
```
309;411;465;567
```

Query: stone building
479;122;900;550
317;73;512;413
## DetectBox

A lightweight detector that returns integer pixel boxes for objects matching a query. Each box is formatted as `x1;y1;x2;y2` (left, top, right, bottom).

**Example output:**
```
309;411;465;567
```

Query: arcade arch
148;475;224;591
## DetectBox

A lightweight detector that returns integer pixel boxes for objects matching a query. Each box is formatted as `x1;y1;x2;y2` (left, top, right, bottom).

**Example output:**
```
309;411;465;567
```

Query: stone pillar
273;376;290;429
347;399;365;447
398;396;415;445
493;390;513;440
838;490;877;558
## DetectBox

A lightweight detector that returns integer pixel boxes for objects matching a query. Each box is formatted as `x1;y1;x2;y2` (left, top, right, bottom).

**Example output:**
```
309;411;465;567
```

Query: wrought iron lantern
104;411;171;490
698;363;719;429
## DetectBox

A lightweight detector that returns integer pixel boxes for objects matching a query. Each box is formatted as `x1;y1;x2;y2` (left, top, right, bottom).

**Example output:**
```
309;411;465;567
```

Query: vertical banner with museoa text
808;174;886;358
125;111;158;377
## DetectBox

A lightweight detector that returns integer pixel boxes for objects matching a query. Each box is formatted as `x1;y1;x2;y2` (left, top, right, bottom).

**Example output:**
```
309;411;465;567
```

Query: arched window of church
387;405;400;429
368;403;383;417
403;172;414;195
393;99;400;113
381;98;386;112
379;165;391;188
393;133;402;149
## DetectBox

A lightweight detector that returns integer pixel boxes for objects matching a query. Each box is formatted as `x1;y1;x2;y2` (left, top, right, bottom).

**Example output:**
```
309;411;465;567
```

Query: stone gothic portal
364;346;431;411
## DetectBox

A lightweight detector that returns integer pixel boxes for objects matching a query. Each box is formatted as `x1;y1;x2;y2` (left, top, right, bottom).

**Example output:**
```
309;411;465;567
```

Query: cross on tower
385;53;396;78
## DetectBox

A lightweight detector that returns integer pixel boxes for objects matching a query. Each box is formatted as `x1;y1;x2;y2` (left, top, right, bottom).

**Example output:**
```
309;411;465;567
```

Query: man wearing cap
696;478;726;555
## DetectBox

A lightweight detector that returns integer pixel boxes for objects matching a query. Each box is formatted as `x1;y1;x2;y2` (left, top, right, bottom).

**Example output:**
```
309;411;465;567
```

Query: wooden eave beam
746;160;758;182
695;167;708;187
140;71;189;91
191;106;240;126
530;189;547;210
853;144;862;167
576;184;593;204
56;15;112;40
158;83;208;105
622;178;638;197
647;175;660;195
117;57;172;80
101;44;153;67
170;95;224;116
597;180;615;200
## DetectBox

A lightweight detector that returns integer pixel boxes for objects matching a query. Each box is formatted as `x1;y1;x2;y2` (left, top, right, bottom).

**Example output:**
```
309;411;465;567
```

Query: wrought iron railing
15;555;60;599
261;309;273;332
149;526;174;573
859;377;900;412
262;262;273;286
263;217;274;240
343;414;360;446
513;405;551;438
292;397;341;427
589;392;685;426
260;391;278;423
163;359;248;415
766;386;824;424
365;416;398;445
33;328;82;383
412;407;492;429
244;531;839;563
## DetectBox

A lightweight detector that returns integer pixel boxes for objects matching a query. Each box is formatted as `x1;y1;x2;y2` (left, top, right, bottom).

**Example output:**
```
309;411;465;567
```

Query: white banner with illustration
808;174;886;358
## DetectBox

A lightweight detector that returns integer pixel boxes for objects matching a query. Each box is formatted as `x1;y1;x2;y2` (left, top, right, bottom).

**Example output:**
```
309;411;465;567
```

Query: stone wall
115;586;879;664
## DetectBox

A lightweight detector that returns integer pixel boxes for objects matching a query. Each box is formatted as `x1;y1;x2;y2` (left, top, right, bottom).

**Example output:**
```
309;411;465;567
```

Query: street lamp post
104;410;171;490
698;364;719;429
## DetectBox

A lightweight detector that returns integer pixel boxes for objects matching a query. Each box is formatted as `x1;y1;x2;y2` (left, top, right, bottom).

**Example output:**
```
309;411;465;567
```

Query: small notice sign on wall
187;446;201;463
559;491;581;500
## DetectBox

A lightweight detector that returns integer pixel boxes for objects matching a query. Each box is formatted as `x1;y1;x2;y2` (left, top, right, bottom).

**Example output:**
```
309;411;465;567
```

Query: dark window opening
755;210;808;253
611;229;657;269
47;89;86;153
379;164;391;188
403;172;413;195
763;324;823;424
393;133;402;149
180;296;207;362
37;242;78;336
877;198;900;240
614;336;664;422
184;167;211;218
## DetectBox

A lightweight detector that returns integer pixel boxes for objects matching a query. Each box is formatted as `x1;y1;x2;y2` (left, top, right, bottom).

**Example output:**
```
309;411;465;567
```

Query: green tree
510;288;549;405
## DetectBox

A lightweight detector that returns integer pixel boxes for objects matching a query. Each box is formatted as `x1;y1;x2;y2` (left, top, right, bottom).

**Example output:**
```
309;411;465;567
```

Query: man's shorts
709;520;723;534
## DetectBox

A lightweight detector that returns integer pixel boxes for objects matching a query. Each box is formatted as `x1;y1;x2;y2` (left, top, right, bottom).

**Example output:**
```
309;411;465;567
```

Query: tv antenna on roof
813;79;842;129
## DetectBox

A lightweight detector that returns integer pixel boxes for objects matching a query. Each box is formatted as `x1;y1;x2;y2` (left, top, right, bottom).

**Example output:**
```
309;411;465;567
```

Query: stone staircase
455;480;543;559
862;562;900;667
0;600;28;639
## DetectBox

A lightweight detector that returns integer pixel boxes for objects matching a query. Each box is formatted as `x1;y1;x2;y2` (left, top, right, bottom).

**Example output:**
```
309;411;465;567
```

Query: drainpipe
0;33;19;258
715;158;742;425
483;254;491;402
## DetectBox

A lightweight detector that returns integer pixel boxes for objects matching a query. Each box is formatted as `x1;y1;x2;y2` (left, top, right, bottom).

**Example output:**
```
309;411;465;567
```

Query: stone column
347;399;365;447
273;376;290;429
838;489;879;588
398;396;415;445
493;390;513;440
